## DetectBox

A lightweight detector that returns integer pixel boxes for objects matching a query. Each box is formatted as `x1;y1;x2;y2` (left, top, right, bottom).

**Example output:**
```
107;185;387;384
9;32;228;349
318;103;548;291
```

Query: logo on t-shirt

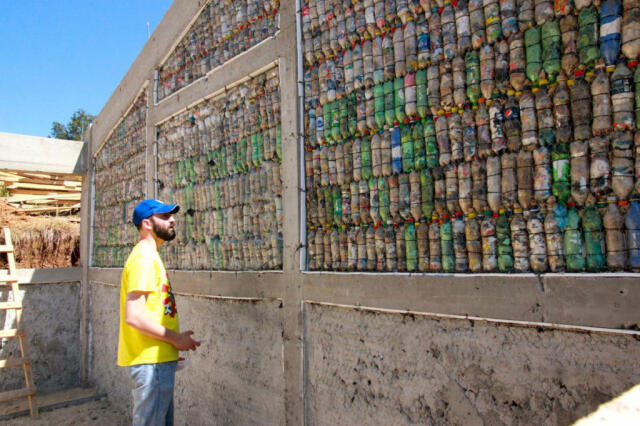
162;272;177;318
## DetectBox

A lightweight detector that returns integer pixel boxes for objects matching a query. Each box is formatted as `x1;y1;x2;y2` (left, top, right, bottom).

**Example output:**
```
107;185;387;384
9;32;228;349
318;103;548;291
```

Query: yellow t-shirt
117;241;179;366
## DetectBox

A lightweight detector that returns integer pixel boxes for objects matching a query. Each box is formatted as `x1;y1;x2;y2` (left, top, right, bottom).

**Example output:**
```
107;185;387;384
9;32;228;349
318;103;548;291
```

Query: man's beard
151;219;176;241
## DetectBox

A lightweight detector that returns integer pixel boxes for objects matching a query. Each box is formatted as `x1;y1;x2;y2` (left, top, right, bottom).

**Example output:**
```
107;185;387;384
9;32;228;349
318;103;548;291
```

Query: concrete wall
86;281;285;425
82;1;640;425
1;271;82;394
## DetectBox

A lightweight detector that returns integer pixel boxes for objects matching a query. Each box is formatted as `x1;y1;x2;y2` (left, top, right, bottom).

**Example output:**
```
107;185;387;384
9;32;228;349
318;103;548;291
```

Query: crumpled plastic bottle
534;0;554;26
501;152;518;206
509;33;527;91
534;146;552;202
436;113;452;165
453;212;469;271
417;220;429;271
476;98;492;158
455;0;472;55
590;136;612;197
564;202;586;271
480;44;496;100
417;16;431;69
470;0;487;50
525;26;542;86
518;0;534;30
582;199;606;271
560;15;579;76
500;0;519;39
591;63;612;136
428;216;442;271
520;88;538;149
553;73;573;144
484;0;502;44
496;209;514;271
481;210;498;271
603;199;627;270
544;197;566;271
621;0;640;60
527;206;548;272
463;108;479;161
440;63;454;108
611;131;635;200
517;150;534;209
570;140;589;205
428;65;441;115
578;6;600;71
611;60;635;131
442;0;458;61
429;6;444;63
440;214;455;271
541;20;561;80
569;70;593;141
496;40;511;92
626;199;640;270
487;155;502;212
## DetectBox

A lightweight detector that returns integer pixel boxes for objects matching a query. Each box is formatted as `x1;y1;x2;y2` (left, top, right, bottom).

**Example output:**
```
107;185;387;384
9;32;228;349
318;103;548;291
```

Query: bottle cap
507;90;515;96
468;212;476;218
499;208;506;214
606;65;616;73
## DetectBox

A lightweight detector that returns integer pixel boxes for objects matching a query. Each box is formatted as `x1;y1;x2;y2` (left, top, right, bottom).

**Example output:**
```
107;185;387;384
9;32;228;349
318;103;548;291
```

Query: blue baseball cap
132;199;180;227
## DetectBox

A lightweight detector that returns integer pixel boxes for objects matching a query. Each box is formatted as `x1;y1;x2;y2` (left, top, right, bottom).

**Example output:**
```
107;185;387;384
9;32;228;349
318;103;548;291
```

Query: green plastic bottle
378;177;390;224
525;26;542;86
440;214;455;272
582;203;606;271
564;203;586;271
541;20;562;79
578;6;600;71
465;50;481;106
496;209;514;272
384;80;395;127
405;220;418;271
423;116;439;168
413;121;426;171
401;125;415;172
361;136;372;180
420;169;434;219
551;143;571;203
374;84;385;130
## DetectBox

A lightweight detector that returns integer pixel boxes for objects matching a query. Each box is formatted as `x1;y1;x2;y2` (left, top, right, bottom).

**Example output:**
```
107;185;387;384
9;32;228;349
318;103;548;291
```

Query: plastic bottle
472;157;488;213
535;0;554;26
564;202;586;271
450;111;465;163
621;0;640;60
560;16;579;76
428;65;441;115
578;6;600;71
465;51;481;107
368;178;380;224
552;141;571;203
544;198;566;271
404;21;417;75
440;63;454;108
350;181;360;225
434;167;447;215
504;91;522;152
360;179;372;225
391;126;403;174
420;169;435;219
480;44;496;101
525;27;542;86
611;131;635;200
462;109;478;162
397;0;410;24
604;199;627;269
429;6;444;64
401;125;415;172
600;0;623;68
541;20;561;79
518;0;535;30
389;174;400;220
453;57;467;108
517;150;534;209
394;77;407;124
476;98;492;158
416;220;430;271
570;71;593;141
416;69;429;119
593;63;613;136
501;152;518;206
487;154;502;212
444;163;459;214
611;61;635;131
500;0;518;38
553;73;573;144
413;122;426;171
479;211;497;270
438;215;453;271
520;88;538;150
527;207;548;272
382;223;396;271
449;213;467;271
470;0;487;50
428;217;442;271
441;1;457;61
570;140;589;206
509;33;527;91
395;222;407;271
534;146;552;202
400;173;412;220
424;116;439;168
489;97;506;154
625;199;640;270
458;162;473;214
341;184;352;226
454;0;471;55
583;200;606;271
590;136;612;197
344;140;354;184
484;0;502;44
378;177;391;224
496;209;514;271
417;16;431;70
436;114;452;165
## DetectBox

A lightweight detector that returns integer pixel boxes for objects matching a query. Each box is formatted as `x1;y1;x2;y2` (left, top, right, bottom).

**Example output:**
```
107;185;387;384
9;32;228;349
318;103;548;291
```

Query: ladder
0;227;37;417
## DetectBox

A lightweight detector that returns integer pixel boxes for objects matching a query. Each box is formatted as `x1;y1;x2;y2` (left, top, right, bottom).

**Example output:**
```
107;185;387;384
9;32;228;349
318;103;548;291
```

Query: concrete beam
0;267;81;284
0;132;86;175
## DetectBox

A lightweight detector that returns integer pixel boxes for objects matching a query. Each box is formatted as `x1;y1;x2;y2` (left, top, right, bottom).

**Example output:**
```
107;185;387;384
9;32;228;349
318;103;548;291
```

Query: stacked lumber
0;170;82;214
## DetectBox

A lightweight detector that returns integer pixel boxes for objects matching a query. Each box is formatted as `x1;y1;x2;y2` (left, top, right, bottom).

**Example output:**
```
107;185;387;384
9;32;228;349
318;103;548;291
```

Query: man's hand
172;330;201;351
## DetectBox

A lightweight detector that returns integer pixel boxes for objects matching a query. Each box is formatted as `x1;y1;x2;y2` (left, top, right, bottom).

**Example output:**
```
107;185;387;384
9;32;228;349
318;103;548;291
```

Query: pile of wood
0;170;82;215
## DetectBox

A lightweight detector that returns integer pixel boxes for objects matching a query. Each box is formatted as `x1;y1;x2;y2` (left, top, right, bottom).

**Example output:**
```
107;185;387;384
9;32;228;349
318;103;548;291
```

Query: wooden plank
0;244;13;253
5;205;80;213
0;358;30;369
5;182;79;191
5;193;81;202
0;275;19;283
0;329;23;338
0;388;36;403
0;301;21;310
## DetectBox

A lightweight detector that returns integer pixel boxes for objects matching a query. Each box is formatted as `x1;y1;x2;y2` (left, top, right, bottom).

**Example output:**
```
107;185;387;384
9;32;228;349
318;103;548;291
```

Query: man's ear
141;217;153;231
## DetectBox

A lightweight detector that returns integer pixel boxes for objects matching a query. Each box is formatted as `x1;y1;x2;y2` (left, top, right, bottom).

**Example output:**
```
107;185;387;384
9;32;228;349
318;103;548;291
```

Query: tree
50;109;95;141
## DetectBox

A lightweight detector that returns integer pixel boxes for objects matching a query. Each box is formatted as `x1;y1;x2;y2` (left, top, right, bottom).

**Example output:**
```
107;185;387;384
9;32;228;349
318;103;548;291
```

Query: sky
0;1;173;138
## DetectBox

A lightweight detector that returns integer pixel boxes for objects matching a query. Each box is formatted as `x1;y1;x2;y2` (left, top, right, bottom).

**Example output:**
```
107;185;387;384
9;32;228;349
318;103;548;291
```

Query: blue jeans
129;361;177;426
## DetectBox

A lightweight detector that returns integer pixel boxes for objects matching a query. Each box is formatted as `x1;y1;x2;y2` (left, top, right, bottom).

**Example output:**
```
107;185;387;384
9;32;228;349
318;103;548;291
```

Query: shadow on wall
0;283;82;394
573;384;640;425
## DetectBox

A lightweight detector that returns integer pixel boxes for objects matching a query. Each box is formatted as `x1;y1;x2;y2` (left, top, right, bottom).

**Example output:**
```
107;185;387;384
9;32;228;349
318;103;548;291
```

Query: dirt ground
0;397;128;425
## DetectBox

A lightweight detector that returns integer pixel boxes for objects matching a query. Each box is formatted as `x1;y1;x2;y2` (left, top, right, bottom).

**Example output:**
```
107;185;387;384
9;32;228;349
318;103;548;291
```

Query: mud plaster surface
0;283;81;393
88;282;286;425
304;303;640;426
0;397;127;425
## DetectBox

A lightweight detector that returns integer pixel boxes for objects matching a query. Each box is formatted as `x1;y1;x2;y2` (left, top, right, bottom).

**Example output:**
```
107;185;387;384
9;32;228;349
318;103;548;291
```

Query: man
117;199;200;426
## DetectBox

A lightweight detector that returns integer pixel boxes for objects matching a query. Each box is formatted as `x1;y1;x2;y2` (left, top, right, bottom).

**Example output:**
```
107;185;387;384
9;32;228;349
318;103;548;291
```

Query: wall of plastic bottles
156;0;280;102
92;90;148;267
302;0;640;272
156;66;283;270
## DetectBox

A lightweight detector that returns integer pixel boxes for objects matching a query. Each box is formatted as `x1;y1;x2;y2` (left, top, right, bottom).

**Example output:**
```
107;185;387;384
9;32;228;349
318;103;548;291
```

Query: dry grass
0;201;80;268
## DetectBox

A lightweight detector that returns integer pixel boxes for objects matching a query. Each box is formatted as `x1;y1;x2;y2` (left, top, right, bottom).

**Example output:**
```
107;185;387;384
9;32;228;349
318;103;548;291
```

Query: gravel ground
0;397;128;425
